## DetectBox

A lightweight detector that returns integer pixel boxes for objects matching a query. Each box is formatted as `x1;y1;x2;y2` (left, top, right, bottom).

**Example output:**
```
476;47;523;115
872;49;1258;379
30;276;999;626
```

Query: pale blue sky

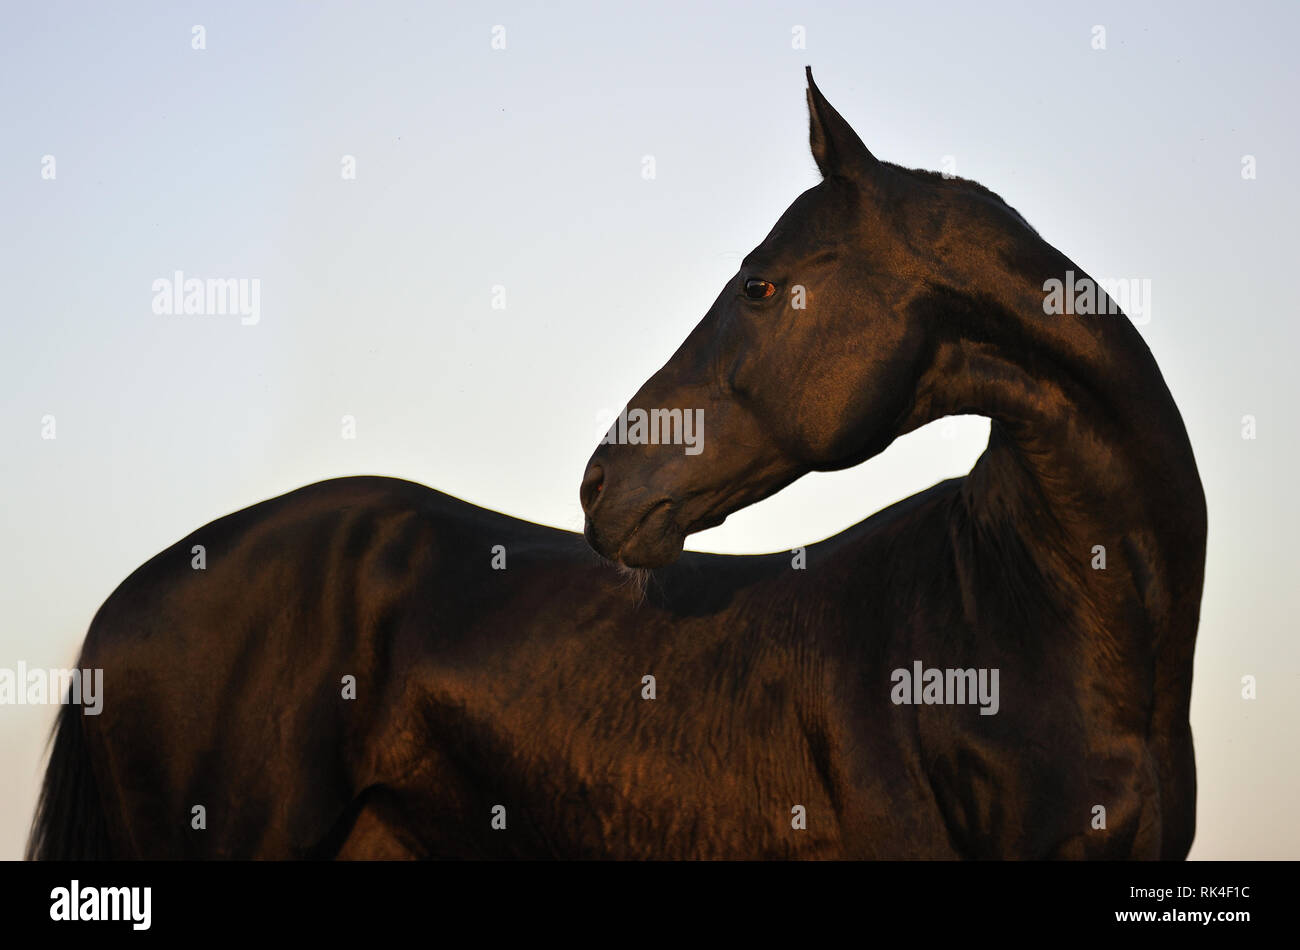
2;0;1297;859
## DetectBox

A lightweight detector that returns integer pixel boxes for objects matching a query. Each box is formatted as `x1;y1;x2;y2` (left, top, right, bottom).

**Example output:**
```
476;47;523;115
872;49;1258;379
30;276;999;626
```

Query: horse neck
901;239;1206;640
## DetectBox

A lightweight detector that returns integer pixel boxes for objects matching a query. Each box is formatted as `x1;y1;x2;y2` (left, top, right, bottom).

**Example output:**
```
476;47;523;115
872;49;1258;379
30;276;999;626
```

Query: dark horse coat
29;70;1206;859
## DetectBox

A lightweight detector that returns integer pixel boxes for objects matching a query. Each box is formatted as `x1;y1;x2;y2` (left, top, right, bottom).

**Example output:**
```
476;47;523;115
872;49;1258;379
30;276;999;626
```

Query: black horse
29;70;1205;860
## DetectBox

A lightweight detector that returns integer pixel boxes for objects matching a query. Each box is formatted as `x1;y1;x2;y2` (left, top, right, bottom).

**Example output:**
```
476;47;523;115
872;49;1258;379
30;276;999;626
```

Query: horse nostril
580;463;605;515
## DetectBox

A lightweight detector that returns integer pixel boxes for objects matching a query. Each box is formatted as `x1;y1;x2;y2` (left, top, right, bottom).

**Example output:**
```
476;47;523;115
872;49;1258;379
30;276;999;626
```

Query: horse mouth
604;497;734;569
613;499;680;568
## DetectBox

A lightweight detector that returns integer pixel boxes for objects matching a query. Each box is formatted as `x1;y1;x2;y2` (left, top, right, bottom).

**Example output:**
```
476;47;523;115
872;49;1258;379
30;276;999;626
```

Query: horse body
29;70;1205;860
59;463;1181;859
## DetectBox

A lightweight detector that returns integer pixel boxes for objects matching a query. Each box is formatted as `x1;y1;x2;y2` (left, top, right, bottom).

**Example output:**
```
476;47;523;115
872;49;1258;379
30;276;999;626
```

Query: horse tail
26;699;113;860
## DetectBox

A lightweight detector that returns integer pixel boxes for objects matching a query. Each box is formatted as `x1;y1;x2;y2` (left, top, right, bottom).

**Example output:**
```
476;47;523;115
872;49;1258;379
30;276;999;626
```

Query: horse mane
888;163;1041;237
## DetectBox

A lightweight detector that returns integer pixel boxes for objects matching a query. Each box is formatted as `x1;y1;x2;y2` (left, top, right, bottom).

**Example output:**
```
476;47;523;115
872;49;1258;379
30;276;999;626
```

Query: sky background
2;0;1296;859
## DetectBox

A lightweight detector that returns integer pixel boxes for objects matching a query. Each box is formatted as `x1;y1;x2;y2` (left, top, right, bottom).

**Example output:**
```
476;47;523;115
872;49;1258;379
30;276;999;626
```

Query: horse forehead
747;217;847;268
762;189;857;253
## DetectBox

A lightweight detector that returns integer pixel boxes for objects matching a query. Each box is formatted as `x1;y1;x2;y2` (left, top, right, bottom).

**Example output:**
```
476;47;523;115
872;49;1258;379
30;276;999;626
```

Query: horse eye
744;278;776;299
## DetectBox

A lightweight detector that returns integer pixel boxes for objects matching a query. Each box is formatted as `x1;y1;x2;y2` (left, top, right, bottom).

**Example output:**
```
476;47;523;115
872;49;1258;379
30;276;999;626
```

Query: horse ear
805;67;877;181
